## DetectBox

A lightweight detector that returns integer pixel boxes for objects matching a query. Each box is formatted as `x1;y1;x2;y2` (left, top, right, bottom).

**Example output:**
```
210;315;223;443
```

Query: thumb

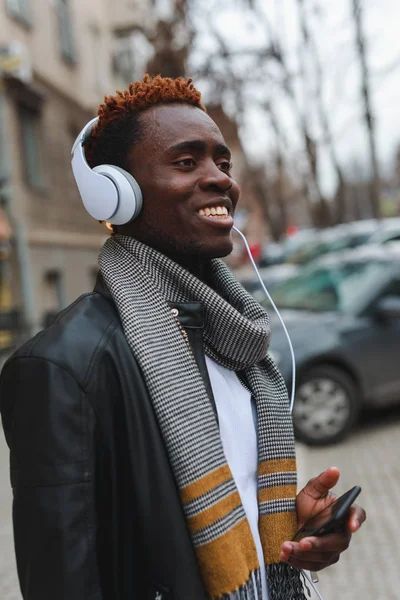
300;466;340;500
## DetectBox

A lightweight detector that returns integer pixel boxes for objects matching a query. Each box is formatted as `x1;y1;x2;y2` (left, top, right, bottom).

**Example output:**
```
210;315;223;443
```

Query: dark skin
117;103;240;279
116;102;366;569
281;466;366;572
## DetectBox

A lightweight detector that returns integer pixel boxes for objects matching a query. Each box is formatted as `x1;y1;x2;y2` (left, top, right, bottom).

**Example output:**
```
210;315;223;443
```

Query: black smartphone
292;485;362;542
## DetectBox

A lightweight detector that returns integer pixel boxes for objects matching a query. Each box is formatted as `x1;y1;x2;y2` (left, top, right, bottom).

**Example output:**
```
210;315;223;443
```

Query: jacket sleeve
0;356;103;600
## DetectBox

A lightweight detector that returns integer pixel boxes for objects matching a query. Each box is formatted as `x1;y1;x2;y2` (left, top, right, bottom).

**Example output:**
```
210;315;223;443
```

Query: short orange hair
85;74;206;169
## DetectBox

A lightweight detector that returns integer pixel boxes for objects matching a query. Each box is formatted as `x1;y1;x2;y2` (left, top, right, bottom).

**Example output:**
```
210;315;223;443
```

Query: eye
218;161;233;173
175;158;196;167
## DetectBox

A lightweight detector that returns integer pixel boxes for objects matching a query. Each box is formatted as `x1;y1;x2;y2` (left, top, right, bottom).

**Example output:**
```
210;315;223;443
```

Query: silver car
267;243;400;445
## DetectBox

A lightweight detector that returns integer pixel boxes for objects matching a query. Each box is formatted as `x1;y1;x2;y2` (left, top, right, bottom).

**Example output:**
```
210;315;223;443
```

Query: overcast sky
189;0;400;196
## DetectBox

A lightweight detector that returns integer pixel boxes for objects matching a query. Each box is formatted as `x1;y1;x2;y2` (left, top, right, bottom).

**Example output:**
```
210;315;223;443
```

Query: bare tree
296;0;348;224
143;0;364;231
244;2;330;227
295;0;335;227
263;100;290;236
352;0;381;219
188;19;283;238
145;0;192;77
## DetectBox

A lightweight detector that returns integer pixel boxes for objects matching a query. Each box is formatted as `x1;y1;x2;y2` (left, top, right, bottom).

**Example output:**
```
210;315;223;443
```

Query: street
1;407;400;600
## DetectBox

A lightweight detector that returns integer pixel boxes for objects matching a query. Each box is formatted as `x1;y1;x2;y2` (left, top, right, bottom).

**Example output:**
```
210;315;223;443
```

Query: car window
338;262;388;311
382;235;400;244
350;232;376;247
375;279;400;299
269;259;391;313
271;269;339;311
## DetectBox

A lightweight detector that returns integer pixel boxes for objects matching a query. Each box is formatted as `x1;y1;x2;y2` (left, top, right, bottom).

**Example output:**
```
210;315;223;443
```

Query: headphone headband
71;117;99;157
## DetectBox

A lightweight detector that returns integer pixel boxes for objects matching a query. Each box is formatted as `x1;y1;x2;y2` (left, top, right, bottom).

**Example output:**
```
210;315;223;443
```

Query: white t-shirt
205;356;269;600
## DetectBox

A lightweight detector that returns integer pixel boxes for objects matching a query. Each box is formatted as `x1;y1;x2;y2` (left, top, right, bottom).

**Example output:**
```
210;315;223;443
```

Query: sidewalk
296;409;400;600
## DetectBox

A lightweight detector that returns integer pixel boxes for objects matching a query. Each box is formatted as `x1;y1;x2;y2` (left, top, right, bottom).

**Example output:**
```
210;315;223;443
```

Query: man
0;75;365;600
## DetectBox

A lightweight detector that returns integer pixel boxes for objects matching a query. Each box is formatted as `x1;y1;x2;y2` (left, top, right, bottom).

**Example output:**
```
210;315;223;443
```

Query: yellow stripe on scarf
258;485;297;503
181;466;260;597
259;512;298;564
194;519;259;598
258;458;297;476
180;464;232;504
187;491;242;533
258;459;298;564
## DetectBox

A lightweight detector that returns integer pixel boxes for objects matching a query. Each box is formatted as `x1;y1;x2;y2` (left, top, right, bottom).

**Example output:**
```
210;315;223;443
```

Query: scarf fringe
213;568;262;599
266;563;310;600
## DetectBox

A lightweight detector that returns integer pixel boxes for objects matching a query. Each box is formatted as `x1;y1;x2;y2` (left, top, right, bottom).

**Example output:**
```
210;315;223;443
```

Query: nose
198;160;233;192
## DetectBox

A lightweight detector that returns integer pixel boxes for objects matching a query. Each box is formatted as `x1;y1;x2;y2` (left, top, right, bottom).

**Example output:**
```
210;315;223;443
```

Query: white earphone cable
232;226;325;600
302;570;324;600
232;226;296;413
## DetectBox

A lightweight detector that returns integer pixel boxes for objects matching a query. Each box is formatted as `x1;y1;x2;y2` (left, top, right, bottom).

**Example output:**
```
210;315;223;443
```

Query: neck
165;250;207;281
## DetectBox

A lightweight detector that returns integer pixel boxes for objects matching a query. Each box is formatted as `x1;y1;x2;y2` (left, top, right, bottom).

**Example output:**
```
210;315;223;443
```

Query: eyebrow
167;139;231;158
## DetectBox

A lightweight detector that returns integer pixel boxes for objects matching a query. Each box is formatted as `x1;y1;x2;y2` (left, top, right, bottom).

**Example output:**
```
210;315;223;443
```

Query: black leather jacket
0;276;217;600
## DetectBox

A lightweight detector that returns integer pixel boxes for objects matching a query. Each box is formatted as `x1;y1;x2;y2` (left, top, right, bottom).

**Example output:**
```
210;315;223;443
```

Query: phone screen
292;485;361;542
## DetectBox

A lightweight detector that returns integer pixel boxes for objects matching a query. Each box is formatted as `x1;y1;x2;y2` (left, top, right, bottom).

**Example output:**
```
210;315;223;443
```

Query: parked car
238;263;300;302
285;220;381;266
259;242;286;267
282;228;317;258
367;217;400;245
266;243;400;445
335;218;381;245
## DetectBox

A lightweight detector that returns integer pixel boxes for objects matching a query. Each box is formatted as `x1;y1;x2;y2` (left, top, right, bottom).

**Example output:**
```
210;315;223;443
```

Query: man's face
122;103;240;260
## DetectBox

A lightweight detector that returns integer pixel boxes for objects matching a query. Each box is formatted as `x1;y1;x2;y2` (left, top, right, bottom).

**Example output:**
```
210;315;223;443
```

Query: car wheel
293;365;360;446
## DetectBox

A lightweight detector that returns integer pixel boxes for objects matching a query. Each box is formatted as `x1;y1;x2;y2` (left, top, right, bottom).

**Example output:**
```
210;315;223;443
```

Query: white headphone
71;117;143;225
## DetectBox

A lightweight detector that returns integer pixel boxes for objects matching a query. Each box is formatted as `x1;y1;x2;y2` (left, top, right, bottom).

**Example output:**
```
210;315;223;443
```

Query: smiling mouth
197;205;229;219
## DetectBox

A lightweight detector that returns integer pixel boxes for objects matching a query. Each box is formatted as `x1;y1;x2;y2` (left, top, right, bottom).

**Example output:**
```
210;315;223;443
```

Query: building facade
0;0;157;343
0;0;277;349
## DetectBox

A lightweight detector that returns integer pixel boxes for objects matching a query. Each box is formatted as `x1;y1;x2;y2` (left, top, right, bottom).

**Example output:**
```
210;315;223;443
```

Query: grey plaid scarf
99;234;307;600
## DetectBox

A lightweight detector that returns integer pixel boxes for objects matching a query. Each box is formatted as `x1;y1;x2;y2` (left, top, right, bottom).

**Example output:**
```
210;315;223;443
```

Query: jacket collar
94;272;112;300
94;273;204;329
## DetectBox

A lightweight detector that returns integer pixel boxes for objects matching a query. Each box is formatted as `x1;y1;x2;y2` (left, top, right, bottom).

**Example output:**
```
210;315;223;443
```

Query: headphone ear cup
92;165;143;225
111;166;143;221
71;117;143;226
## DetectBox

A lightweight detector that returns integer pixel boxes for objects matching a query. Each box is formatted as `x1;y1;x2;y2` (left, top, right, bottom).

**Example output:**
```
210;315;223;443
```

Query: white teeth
197;205;228;217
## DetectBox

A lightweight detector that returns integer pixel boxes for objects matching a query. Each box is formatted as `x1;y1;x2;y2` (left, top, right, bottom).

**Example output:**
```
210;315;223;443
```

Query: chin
160;236;233;261
199;241;233;259
213;245;233;258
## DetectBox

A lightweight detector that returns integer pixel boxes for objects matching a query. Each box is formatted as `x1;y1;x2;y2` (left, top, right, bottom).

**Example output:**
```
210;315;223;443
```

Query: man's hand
280;466;366;572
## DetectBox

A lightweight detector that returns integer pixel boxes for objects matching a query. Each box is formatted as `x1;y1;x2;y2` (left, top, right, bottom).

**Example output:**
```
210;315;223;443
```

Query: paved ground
296;406;400;600
0;407;399;600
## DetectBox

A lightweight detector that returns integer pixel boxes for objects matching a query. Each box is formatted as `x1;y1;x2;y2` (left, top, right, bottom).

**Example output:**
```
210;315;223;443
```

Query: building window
58;0;76;64
113;30;153;86
44;270;66;309
90;25;104;93
42;269;66;327
6;0;32;26
19;106;43;188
